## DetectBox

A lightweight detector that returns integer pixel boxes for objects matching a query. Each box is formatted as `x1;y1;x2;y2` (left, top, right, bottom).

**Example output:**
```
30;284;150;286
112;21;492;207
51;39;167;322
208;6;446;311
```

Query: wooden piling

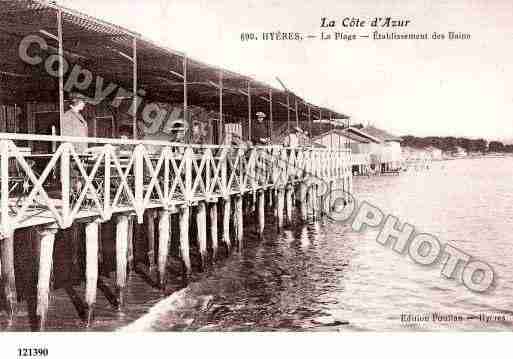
276;188;284;231
84;220;99;326
36;225;57;331
196;201;207;270
1;231;17;321
251;191;256;214
70;224;80;282
268;188;274;208
285;185;293;225
257;189;265;239
222;197;231;252
157;209;170;290
146;210;156;272
233;195;243;251
115;215;129;309
324;182;332;216
309;184;316;219
179;206;191;279
299;182;307;222
210;202;218;260
127;216;134;273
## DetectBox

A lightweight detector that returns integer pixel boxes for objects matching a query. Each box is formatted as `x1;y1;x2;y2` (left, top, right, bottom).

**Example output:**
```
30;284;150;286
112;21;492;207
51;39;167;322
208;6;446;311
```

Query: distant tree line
400;136;513;153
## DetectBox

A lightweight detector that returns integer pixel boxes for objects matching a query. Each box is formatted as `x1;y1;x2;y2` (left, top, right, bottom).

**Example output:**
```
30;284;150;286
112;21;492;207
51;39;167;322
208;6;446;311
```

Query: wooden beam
277;101;295;112
169;69;184;79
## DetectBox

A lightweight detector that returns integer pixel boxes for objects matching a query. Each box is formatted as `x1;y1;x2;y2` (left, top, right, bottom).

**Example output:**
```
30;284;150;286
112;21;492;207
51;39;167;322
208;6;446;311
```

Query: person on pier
61;93;90;154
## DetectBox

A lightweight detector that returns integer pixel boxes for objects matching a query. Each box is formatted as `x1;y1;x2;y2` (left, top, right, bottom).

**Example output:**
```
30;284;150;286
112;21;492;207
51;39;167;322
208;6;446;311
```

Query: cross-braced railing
0;133;351;236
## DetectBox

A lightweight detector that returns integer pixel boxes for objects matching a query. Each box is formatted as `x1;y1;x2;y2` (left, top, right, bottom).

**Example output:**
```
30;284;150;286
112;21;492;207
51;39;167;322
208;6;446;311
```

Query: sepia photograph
0;0;512;356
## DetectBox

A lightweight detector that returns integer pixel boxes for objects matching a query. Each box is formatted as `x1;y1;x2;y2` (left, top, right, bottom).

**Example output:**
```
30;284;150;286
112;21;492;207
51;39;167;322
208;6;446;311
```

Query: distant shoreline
439;154;511;161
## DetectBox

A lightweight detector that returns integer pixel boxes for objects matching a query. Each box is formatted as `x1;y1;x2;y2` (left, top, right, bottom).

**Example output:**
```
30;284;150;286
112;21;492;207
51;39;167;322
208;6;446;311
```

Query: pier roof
0;0;349;124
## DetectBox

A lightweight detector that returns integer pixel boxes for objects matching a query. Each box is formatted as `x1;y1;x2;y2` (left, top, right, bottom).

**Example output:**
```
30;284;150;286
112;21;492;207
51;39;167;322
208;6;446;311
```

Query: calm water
123;157;513;332
2;157;513;331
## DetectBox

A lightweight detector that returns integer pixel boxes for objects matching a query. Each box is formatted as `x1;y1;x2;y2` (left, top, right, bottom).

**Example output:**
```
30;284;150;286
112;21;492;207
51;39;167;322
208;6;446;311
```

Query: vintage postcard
0;0;511;357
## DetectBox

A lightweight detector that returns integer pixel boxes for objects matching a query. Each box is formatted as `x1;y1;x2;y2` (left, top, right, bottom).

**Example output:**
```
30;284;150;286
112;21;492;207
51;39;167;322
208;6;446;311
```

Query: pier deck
0;133;352;330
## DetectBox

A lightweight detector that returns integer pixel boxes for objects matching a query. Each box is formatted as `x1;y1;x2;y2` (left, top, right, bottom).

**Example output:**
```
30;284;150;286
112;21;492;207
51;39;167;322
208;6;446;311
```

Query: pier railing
0;133;351;236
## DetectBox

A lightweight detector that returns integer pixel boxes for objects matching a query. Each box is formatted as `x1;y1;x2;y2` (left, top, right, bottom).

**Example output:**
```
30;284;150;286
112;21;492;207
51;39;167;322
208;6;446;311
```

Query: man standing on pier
60;93;91;285
61;93;90;153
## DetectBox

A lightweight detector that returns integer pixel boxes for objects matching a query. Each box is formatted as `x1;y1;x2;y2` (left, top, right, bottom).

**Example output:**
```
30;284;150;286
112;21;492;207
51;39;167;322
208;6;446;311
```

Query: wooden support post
210;203;218;260
146;210;156;272
257;190;265;239
36;225;57;331
268;188;274;208
179;206;191;279
308;105;312;146
219;71;224;143
285;185;293;225
269;88;273;142
286;93;290;135
1;231;17;321
115;215;129;309
324;182;331;216
183;56;190;143
299;182;308;222
277;188;284;231
157;209;170;290
222;197;231;252
98;224;104;276
70;224;80;283
57;8;64;136
127;216;134;273
84;220;99;327
309;184;316;220
233;195;243;251
314;183;320;217
132;37;138;140
251;191;256;214
247;80;252;142
196;202;207;270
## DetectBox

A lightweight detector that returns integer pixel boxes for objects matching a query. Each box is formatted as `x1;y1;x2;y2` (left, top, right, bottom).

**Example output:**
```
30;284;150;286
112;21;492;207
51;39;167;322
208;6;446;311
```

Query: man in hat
251;111;270;145
61;93;89;153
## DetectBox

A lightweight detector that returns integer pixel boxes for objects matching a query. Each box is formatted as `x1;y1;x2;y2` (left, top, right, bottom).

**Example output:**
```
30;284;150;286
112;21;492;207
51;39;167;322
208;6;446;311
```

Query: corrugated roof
0;0;350;123
360;125;401;142
346;127;382;143
312;129;370;143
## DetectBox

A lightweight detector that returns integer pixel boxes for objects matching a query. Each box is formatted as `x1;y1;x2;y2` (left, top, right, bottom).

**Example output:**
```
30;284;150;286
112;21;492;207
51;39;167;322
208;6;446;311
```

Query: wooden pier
0;133;352;330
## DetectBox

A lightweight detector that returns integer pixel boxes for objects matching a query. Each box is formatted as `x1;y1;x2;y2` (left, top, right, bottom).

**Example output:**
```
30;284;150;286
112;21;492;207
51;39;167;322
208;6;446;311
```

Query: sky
58;0;513;140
